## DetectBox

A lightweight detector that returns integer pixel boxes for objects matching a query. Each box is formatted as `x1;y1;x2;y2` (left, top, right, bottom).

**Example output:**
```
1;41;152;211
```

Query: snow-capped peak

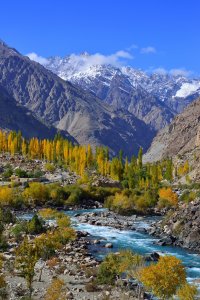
42;52;200;106
175;82;200;98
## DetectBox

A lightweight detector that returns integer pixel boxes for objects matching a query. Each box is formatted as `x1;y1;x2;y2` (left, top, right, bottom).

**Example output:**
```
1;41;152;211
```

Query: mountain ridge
144;97;200;162
0;41;154;157
42;53;200;130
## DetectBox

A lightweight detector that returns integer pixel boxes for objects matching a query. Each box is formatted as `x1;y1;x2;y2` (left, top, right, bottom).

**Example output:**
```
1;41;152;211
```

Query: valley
0;35;200;299
0;129;199;299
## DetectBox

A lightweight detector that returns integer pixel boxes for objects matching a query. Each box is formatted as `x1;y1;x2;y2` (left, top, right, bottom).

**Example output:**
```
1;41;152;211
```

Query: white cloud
26;52;48;65
67;51;134;72
115;50;133;59
153;67;167;75
141;46;157;54
152;67;192;77
126;44;138;51
169;68;192;77
26;49;134;71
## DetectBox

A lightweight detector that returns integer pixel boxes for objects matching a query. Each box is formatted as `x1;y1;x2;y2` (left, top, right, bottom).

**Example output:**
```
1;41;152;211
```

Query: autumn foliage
139;256;186;300
158;187;178;207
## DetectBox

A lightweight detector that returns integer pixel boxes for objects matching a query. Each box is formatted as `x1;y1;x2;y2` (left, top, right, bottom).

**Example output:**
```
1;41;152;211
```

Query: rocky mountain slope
144;97;200;162
43;54;200;130
149;199;200;253
0;41;155;157
0;85;65;139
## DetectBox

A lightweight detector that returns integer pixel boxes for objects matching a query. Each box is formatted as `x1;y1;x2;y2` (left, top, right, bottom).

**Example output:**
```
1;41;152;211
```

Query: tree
15;237;39;297
27;214;44;234
139;256;186;300
0;187;15;206
177;283;198;300
97;250;144;286
165;158;173;182
0;254;7;299
45;278;65;300
23;182;49;205
158;187;178;207
138;147;143;170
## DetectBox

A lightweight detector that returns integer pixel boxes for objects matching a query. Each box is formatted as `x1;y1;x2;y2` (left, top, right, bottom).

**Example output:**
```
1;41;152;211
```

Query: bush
48;184;67;205
85;281;99;292
0;234;7;250
0;187;15;206
64;185;83;205
0;208;16;223
12;221;27;238
15;168;28;178
45;163;56;173
158;187;178;208
23;182;49;205
27;214;44;234
139;256;186;300
97;250;143;285
177;283;198;300
180;190;196;203
105;189;159;215
2;167;13;179
97;253;119;285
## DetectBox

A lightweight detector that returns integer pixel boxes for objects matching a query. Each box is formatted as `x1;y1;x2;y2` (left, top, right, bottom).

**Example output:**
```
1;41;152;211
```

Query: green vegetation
97;252;198;300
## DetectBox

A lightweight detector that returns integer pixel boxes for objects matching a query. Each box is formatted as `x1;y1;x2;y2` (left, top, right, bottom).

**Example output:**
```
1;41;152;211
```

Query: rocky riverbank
75;210;148;230
147;199;200;253
5;227;147;300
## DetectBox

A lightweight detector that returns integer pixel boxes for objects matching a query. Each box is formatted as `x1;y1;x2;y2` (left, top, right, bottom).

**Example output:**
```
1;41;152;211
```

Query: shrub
177;283;198;300
45;278;65;300
27;214;44;234
15;168;28;178
0;187;15;206
139;256;186;300
45;163;56;173
2;167;13;179
23;182;49;205
180;190;196;203
65;185;83;205
48;184;67;205
105;189;159;215
158;187;178;208
97;250;144;285
12;221;28;239
85;281;99;292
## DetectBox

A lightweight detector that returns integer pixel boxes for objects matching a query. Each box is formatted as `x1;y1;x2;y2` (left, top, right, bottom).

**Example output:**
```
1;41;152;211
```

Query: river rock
146;252;160;262
105;243;113;248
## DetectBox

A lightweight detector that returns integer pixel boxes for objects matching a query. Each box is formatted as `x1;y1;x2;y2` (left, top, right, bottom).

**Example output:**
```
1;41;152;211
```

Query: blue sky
1;0;200;76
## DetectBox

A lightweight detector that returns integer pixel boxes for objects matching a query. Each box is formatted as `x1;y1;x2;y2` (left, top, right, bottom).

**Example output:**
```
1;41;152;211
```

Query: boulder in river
105;243;113;248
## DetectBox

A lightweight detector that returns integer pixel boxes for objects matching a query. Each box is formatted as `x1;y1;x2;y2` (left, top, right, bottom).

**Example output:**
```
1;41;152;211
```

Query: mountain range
44;53;200;130
1;40;200;159
0;41;155;157
144;97;200;162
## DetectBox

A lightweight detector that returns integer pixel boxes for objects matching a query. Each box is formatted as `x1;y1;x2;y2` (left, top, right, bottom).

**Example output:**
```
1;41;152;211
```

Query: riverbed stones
105;243;113;248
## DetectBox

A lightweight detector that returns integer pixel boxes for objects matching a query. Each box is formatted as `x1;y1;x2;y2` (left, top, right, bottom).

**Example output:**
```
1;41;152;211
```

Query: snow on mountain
39;53;200;130
175;82;200;98
44;53;200;101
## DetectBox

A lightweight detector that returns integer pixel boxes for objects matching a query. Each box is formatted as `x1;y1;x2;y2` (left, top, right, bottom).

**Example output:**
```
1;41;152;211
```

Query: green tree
138;147;143;170
15;237;39;298
27;214;44;234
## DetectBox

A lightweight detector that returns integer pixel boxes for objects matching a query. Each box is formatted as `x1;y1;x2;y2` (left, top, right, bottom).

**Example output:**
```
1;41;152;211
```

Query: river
20;208;200;287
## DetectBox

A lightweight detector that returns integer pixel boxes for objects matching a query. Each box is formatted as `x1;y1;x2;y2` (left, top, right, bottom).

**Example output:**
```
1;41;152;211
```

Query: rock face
148;199;200;253
144;98;200;162
0;41;155;157
0;85;65;139
43;54;200;131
